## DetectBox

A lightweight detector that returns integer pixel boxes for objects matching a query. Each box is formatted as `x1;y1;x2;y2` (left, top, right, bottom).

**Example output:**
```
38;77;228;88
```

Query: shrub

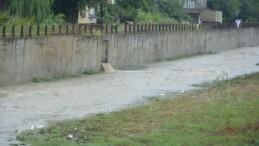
5;17;36;25
41;14;65;25
0;12;10;25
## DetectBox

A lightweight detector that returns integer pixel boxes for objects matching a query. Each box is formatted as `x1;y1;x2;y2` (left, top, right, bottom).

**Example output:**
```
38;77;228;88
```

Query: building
182;0;222;23
78;0;115;24
78;7;97;24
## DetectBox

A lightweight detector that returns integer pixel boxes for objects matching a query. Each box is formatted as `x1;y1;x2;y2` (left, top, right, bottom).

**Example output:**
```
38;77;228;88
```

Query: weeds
20;72;259;146
256;63;259;66
210;72;237;125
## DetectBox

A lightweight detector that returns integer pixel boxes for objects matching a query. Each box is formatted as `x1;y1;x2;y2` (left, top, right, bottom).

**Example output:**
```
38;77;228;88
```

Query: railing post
111;24;113;33
141;24;144;32
100;24;103;33
95;24;98;32
90;24;93;34
144;24;147;32
115;25;118;33
78;25;81;34
65;25;68;34
52;25;55;35
29;26;32;37
72;25;75;34
124;24;127;33
148;24;151;32
37;25;40;36
105;25;108;33
129;24;131;33
133;24;136;32
84;24;88;33
59;25;62;35
2;26;6;38
21;25;24;37
137;24;140;32
12;26;15;37
44;26;47;36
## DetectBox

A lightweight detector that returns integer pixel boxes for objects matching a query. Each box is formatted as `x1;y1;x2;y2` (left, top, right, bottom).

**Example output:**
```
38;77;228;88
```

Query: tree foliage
108;0;186;23
9;0;54;22
156;0;186;21
208;0;259;22
208;0;240;21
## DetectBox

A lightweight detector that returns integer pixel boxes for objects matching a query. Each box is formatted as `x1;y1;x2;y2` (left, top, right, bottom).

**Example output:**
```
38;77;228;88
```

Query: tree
9;0;54;22
208;0;240;22
156;0;186;21
239;0;254;22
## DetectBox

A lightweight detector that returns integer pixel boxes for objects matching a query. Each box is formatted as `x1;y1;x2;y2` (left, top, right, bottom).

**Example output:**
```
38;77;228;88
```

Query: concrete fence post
29;26;32;37
59;25;62;35
124;24;127;33
2;26;6;38
12;26;15;37
21;25;24;37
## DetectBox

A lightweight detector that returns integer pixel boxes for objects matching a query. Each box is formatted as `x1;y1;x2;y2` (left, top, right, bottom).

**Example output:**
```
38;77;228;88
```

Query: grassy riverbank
17;73;259;146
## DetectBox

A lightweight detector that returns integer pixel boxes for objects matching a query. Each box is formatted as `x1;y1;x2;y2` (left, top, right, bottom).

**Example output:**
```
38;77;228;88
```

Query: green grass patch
20;73;259;146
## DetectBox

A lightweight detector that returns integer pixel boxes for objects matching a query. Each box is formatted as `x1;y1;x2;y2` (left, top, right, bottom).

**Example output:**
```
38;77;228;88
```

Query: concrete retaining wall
0;28;259;86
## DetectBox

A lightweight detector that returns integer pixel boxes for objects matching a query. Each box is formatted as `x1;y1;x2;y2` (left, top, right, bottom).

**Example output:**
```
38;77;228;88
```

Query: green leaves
9;0;54;23
208;0;240;21
208;0;259;22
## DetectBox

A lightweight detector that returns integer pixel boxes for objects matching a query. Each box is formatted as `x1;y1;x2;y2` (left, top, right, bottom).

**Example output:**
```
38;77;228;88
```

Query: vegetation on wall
1;0;259;25
9;0;54;23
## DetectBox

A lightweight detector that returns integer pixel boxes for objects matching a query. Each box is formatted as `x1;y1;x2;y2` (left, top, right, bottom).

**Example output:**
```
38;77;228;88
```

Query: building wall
0;28;259;87
182;0;207;9
78;6;96;24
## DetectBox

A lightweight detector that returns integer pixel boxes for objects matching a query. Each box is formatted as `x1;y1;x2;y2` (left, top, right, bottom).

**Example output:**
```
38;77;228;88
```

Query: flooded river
0;46;259;145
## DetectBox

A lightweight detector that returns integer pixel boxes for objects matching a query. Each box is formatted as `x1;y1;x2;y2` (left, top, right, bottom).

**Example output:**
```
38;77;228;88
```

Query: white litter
30;125;34;130
37;125;45;129
68;134;74;140
160;94;164;96
179;90;185;94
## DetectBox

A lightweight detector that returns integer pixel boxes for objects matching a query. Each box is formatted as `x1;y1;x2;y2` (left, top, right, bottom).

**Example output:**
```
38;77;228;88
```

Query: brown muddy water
0;46;259;145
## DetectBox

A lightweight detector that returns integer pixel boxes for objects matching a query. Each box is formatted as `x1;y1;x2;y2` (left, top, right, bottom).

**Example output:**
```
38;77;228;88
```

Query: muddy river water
0;46;259;145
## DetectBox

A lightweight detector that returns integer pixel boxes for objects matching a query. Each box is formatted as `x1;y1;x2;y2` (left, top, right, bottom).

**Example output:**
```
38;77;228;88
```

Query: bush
0;12;10;25
5;17;36;26
41;14;65;25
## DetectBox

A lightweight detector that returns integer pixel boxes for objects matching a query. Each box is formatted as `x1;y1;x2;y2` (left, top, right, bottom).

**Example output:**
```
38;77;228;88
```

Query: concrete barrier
0;28;259;87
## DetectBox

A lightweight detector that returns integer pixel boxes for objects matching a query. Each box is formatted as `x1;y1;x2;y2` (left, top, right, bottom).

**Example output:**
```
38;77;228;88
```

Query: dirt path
1;46;259;145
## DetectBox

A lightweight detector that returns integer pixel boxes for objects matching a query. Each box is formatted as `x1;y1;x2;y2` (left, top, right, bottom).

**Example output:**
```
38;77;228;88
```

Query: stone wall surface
0;28;258;87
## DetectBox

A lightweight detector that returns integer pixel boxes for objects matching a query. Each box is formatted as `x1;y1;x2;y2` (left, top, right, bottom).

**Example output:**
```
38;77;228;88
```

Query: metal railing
1;23;259;38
